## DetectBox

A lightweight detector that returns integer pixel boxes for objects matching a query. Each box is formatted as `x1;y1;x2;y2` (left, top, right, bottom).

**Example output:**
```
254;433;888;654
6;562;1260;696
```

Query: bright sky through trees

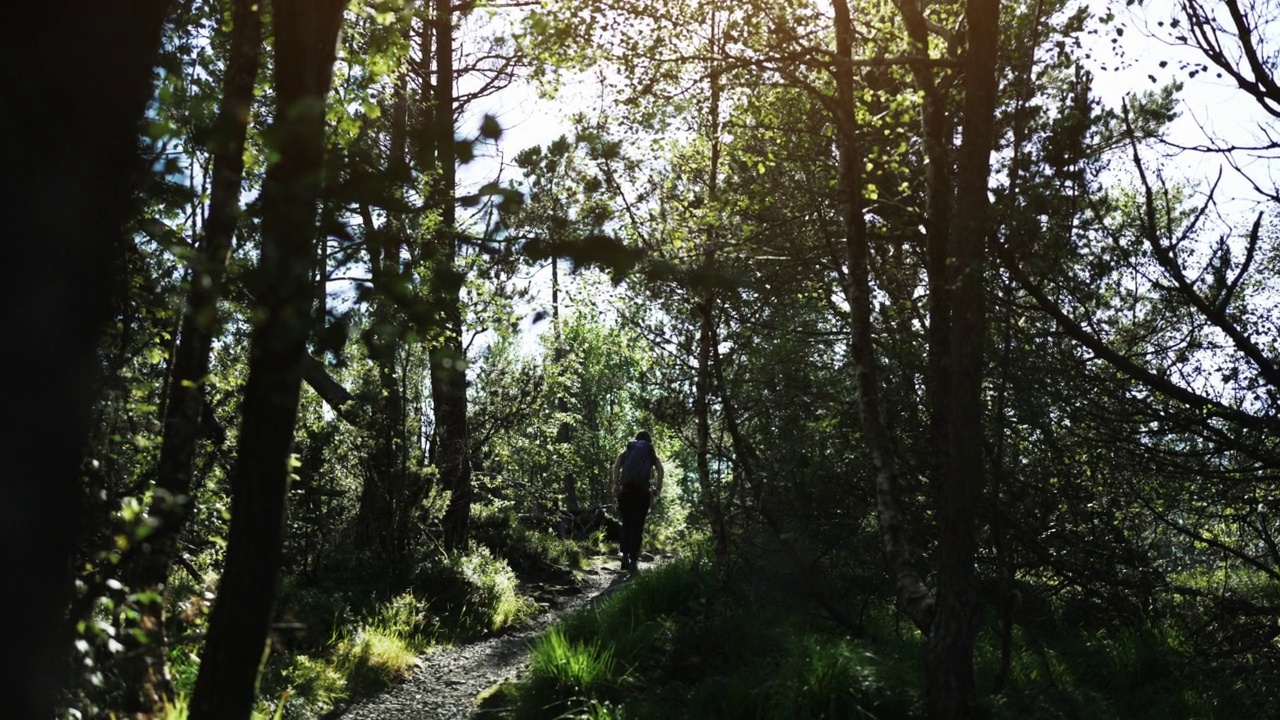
1084;0;1275;208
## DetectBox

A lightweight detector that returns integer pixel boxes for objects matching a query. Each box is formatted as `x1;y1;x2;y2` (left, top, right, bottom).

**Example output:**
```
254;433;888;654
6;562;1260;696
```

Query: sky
1083;0;1276;214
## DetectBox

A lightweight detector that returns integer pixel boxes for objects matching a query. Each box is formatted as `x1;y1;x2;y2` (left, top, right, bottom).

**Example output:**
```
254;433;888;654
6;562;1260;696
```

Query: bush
412;545;537;639
471;502;586;571
986;622;1246;720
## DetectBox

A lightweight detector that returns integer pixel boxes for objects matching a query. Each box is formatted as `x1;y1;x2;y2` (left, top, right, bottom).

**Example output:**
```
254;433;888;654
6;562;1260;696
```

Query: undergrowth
500;557;1262;720
248;504;565;719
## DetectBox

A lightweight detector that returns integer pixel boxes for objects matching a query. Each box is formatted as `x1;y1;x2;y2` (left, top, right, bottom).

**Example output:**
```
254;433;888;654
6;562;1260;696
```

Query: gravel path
330;559;635;720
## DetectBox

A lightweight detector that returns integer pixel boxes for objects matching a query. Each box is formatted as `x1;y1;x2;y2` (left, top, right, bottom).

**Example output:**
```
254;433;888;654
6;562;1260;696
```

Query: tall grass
983;622;1242;719
332;621;421;695
511;558;701;718
517;627;622;718
509;557;926;719
505;552;1258;720
412;545;538;639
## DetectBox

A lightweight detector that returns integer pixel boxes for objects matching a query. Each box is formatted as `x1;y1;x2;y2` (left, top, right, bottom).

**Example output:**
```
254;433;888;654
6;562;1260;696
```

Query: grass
253;527;557;718
983;621;1244;720
518;626;622;717
508;558;701;719
334;622;421;693
499;553;1266;720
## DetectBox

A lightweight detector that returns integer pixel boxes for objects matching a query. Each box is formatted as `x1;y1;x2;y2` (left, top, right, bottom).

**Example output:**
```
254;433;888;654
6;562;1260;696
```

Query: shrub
413;545;537;639
984;621;1250;719
471;502;586;571
263;654;348;719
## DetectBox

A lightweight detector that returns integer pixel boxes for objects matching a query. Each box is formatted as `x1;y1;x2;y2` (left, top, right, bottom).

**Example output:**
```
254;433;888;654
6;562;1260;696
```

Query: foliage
329;621;421;699
474;300;658;512
412;545;538;639
55;0;1280;715
471;500;588;570
503;552;1263;720
983;621;1255;719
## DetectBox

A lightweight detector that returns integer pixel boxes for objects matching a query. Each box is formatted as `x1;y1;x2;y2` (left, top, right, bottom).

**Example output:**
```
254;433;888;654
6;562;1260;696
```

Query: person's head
635;430;652;443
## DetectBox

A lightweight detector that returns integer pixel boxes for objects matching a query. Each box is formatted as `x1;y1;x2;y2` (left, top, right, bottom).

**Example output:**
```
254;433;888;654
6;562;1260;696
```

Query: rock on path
331;561;634;720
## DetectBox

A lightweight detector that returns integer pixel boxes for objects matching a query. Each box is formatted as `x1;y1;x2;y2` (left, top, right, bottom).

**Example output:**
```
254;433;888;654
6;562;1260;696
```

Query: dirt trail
330;559;634;720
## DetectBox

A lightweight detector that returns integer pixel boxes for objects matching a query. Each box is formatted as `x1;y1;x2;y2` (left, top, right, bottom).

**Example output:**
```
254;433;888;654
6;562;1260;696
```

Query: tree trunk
354;202;418;568
553;258;580;511
831;0;934;632
428;0;473;551
697;11;729;564
925;0;1000;715
188;2;346;717
123;1;264;709
350;15;429;568
891;0;955;493
3;2;172;715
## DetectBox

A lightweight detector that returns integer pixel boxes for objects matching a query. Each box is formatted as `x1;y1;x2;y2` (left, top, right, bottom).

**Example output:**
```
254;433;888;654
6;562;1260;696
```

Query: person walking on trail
612;431;664;572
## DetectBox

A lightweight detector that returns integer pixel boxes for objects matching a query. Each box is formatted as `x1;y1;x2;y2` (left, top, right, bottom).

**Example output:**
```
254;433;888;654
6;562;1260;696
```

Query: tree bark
891;0;954;492
553;259;580;511
3;1;172;715
354;190;419;568
697;8;729;565
123;1;264;709
188;1;346;717
925;0;1000;715
831;0;934;632
428;0;473;551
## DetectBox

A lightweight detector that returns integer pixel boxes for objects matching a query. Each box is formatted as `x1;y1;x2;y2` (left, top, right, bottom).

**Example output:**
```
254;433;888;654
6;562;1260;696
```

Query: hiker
611;431;664;572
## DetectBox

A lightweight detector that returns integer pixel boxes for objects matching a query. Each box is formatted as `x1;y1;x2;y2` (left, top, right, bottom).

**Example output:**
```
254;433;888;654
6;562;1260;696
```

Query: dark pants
617;489;651;560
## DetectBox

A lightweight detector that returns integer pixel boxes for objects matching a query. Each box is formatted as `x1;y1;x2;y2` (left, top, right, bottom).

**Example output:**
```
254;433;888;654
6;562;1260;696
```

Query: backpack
618;440;653;490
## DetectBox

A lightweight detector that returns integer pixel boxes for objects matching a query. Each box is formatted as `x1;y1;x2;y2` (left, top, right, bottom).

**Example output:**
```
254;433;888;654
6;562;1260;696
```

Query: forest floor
328;553;647;720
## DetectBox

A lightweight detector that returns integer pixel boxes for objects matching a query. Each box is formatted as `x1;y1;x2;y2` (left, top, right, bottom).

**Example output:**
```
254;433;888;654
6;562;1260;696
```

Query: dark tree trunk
831;0;934;632
925;0;1000;716
188;1;346;717
428;0;473;551
695;297;725;559
2;2;172;715
696;18;729;565
354;198;419;568
891;0;955;491
123;1;264;709
553;259;580;511
432;293;472;552
350;14;429;568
